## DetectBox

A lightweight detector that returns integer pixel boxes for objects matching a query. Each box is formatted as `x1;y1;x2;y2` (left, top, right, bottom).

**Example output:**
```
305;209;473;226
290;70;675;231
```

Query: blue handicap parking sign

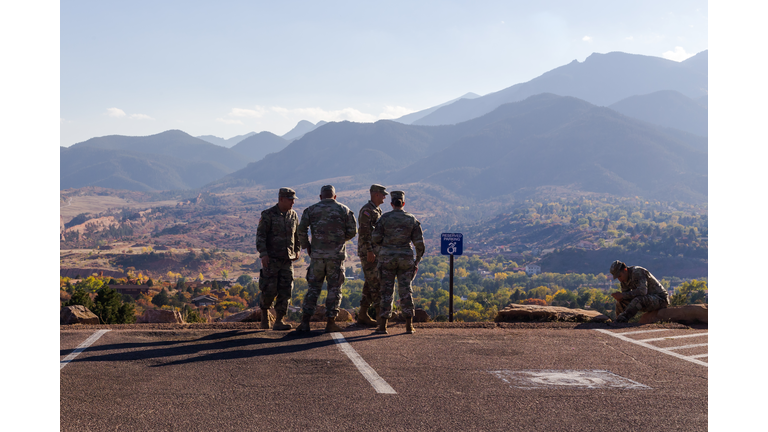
441;233;463;256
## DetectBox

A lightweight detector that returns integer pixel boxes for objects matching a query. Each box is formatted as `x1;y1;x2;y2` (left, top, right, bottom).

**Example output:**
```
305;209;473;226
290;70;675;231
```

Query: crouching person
609;260;669;323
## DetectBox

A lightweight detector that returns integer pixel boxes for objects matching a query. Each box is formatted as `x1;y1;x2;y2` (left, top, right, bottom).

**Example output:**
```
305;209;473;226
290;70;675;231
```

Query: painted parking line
616;329;672;336
330;332;397;394
664;343;709;351
60;329;111;370
638;332;708;342
594;329;708;367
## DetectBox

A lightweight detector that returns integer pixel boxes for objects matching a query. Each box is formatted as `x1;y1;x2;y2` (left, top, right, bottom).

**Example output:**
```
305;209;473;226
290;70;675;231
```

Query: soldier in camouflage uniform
256;188;302;330
355;184;388;326
295;185;357;333
609;260;669;323
371;190;425;334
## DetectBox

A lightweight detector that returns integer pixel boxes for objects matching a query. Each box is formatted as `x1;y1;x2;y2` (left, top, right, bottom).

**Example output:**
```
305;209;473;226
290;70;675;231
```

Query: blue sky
60;0;708;146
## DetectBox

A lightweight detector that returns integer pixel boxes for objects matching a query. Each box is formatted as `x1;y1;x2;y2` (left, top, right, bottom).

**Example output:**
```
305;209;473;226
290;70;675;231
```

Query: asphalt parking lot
60;322;708;431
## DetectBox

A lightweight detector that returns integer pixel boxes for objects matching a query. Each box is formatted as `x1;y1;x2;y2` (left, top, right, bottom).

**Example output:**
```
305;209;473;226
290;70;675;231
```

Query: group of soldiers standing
256;184;425;334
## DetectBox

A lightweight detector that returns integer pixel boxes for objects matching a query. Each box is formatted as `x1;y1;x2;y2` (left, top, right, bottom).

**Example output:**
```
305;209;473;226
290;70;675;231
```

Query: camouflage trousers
616;293;669;320
302;258;345;318
259;257;294;316
360;258;381;307
378;255;416;319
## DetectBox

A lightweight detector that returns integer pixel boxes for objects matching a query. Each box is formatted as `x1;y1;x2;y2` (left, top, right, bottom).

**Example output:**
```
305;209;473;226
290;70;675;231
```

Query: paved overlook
60;322;707;431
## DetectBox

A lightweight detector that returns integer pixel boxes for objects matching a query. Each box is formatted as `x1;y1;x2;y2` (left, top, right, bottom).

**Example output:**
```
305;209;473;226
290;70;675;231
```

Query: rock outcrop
389;308;432;323
60;305;100;325
495;304;610;323
312;306;354;322
640;304;708;324
219;308;273;323
137;309;184;324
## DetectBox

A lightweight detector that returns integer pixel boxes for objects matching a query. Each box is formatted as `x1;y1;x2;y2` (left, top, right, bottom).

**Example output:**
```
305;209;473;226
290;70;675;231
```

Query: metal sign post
440;233;463;323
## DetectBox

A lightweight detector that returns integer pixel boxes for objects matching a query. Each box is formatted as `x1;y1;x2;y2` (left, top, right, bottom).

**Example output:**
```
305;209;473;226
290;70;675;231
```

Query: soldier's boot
272;313;292;331
405;316;415;334
295;314;312;332
356;299;377;326
325;317;343;333
259;308;270;329
374;316;388;334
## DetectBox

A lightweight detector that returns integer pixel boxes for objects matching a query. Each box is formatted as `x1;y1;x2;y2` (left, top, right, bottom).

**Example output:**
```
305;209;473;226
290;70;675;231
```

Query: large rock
219;308;273;323
640;304;707;324
495;304;610;323
389;308;432;323
137;309;184;324
312;306;354;322
60;305;100;325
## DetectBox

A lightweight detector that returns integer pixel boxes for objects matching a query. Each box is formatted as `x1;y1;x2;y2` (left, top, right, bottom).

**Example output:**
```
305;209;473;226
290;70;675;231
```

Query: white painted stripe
689;354;709;359
331;332;397;394
60;329;111;370
616;329;672;336
594;329;708;367
639;332;708;342
664;343;708;351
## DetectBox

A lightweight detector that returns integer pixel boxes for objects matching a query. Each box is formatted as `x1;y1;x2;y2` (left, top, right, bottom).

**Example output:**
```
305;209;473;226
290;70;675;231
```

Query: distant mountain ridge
196;132;256;148
608;90;708;137
393;92;480;125
230;132;289;162
214;93;707;203
281;120;328;141
413;50;708;126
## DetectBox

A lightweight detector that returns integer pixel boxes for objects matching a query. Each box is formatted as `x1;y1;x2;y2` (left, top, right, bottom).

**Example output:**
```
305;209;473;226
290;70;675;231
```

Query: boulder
137;309;184;324
495;304;610;323
389;309;431;323
414;308;432;323
641;304;707;324
220;308;273;323
312;306;354;322
60;305;100;325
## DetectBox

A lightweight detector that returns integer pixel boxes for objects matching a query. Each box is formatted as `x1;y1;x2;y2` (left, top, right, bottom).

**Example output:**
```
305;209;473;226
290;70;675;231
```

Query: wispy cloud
582;36;593;42
378;106;416;119
106;107;126;118
662;46;694;62
106;107;154;120
229;107;268;118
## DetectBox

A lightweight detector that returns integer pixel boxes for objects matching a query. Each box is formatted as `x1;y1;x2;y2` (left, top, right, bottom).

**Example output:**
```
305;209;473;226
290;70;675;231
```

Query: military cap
609;260;626;278
370;184;388;195
278;187;297;199
321;185;336;195
390;190;405;203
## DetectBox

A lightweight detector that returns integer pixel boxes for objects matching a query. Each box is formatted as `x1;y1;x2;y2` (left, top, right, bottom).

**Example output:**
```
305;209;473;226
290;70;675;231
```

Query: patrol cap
278;187;297;199
609;260;626;279
390;190;405;204
320;185;336;195
370;184;388;195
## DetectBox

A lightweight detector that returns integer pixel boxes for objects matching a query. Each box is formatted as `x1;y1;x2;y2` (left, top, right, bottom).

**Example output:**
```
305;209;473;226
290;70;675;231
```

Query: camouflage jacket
256;204;301;260
371;209;425;263
619;266;669;300
357;200;382;256
298;198;357;260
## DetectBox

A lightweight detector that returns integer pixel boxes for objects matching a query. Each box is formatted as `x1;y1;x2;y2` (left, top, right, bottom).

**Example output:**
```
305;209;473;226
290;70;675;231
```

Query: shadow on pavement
63;330;335;367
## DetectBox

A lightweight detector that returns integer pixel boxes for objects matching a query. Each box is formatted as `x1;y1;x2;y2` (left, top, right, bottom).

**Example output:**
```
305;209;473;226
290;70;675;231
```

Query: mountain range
409;50;707;127
61;50;708;203
216;93;707;203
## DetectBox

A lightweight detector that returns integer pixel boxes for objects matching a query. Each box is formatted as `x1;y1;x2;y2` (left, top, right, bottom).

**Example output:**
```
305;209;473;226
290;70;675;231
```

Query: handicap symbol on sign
446;242;457;255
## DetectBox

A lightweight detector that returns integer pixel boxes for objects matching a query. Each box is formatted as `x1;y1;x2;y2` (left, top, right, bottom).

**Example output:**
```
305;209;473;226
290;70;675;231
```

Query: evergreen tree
64;289;94;310
152;288;170;307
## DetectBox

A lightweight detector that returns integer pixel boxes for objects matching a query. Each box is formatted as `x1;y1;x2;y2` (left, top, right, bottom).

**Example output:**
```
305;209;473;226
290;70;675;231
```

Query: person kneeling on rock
609;260;669;323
